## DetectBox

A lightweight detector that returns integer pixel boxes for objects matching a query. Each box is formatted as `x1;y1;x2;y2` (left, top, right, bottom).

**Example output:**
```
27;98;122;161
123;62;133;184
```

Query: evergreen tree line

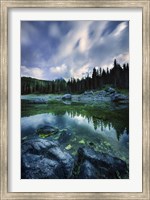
21;59;129;94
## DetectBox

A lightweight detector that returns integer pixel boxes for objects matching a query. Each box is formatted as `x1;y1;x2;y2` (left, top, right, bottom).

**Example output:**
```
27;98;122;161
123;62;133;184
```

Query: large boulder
111;93;128;102
105;87;116;94
62;94;72;100
21;139;74;179
21;140;128;179
78;160;99;179
84;91;94;96
77;147;128;179
98;90;107;96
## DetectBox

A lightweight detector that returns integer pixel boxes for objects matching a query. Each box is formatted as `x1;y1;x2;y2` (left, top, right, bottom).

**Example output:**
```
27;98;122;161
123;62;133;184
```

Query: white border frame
8;8;142;192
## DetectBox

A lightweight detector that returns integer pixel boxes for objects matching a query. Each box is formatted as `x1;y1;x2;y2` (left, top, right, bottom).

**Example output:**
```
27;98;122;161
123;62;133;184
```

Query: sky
21;20;129;80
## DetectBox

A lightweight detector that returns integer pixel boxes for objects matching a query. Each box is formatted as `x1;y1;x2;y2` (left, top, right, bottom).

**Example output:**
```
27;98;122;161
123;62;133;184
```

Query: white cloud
21;21;129;81
21;66;30;76
31;68;44;79
21;66;44;79
56;21;93;59
21;31;31;46
113;22;128;37
49;64;71;80
48;23;60;38
113;52;129;64
73;63;90;79
50;21;109;73
101;63;113;71
50;64;67;74
21;22;38;46
101;52;129;71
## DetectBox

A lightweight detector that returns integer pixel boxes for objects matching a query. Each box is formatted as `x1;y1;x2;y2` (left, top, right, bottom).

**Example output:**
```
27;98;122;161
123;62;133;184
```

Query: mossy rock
36;125;59;136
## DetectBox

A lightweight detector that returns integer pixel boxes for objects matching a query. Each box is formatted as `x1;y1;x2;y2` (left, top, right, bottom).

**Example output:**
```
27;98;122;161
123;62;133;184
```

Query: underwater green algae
65;144;72;150
21;98;129;167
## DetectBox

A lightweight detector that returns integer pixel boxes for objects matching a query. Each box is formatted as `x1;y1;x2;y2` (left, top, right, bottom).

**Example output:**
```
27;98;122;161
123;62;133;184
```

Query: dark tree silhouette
21;59;129;94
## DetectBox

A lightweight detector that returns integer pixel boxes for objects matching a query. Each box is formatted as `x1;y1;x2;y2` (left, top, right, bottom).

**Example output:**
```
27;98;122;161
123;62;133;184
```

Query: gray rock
62;94;72;100
105;87;116;94
98;90;107;96
84;91;94;95
22;97;49;104
21;138;74;179
111;93;128;102
58;130;72;144
77;147;128;179
21;153;60;179
21;138;58;154
78;160;98;179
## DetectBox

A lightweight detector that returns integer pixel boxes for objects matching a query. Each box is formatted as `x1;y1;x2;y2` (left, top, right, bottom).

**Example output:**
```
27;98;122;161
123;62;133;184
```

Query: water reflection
65;109;128;140
21;102;129;163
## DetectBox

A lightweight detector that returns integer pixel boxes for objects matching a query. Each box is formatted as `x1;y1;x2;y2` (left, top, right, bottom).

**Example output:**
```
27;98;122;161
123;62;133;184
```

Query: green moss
47;99;62;104
72;138;77;142
103;141;111;147
53;136;59;140
21;96;129;142
39;133;51;138
65;144;72;150
71;151;77;156
79;139;85;144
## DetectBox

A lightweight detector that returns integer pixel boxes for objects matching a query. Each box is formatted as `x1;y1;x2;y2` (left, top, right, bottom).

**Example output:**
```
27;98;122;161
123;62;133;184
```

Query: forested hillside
21;59;129;94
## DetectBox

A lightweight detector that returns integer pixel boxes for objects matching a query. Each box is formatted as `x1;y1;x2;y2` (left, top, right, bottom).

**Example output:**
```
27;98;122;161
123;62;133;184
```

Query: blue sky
21;21;129;80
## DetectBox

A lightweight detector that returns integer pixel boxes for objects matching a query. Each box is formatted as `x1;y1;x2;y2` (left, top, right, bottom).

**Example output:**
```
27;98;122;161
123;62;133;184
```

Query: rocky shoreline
21;138;129;179
21;87;129;105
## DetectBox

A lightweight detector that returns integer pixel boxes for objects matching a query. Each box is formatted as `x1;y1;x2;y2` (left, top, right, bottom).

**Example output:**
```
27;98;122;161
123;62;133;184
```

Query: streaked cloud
21;22;38;46
21;21;129;80
48;23;60;38
21;66;44;79
113;22;128;37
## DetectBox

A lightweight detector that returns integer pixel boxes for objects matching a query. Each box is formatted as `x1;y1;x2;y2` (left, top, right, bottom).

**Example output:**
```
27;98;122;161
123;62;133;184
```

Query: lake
21;99;129;165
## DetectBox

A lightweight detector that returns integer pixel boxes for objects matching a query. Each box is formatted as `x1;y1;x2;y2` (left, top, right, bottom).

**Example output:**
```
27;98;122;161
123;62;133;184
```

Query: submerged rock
21;138;74;179
88;142;95;146
36;125;59;138
58;130;72;143
62;94;72;100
